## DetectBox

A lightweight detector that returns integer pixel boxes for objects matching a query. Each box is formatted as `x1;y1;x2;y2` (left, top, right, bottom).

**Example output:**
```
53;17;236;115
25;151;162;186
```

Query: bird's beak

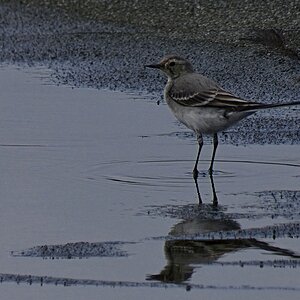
145;63;162;69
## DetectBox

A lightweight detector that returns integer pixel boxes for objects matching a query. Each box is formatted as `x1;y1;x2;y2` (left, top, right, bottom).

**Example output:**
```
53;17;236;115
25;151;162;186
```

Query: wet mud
11;241;131;259
0;1;300;145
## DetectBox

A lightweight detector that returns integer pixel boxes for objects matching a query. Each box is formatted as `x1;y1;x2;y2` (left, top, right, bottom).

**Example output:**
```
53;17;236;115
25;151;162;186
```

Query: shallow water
0;66;299;299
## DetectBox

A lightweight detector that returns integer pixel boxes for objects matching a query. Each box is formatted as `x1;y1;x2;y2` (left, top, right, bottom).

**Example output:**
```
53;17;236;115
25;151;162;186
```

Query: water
0;66;299;299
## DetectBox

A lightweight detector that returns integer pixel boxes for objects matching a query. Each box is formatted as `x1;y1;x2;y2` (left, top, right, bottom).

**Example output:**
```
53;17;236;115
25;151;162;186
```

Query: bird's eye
169;61;175;67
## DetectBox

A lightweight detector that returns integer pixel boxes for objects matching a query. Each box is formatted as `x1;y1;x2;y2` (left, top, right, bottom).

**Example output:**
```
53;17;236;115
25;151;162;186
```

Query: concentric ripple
84;158;300;190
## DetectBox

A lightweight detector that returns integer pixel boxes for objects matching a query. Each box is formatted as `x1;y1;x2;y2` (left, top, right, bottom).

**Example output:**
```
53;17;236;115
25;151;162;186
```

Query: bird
146;55;300;180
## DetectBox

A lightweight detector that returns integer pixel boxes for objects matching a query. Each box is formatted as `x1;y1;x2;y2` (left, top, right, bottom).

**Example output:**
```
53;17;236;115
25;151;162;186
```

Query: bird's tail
239;100;300;112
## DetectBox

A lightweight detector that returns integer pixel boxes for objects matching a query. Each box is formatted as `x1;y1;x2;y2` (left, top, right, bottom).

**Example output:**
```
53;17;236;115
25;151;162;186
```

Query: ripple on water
84;158;300;191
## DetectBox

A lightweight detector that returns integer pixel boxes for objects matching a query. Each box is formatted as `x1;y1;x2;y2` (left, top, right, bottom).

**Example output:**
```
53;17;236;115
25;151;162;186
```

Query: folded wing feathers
170;89;259;109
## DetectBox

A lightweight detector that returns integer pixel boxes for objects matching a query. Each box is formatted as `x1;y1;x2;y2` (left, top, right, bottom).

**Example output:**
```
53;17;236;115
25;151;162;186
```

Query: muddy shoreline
1;1;299;145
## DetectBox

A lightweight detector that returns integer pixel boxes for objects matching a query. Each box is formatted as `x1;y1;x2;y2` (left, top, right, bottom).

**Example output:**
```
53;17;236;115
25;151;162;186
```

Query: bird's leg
208;133;218;175
193;133;203;180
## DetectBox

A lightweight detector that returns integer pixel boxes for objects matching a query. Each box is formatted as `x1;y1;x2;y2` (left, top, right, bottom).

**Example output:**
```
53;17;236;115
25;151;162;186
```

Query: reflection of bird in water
194;170;217;204
147;204;299;284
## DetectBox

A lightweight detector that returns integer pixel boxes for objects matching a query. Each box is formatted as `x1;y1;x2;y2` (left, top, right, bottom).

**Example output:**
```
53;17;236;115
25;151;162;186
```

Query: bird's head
145;55;194;79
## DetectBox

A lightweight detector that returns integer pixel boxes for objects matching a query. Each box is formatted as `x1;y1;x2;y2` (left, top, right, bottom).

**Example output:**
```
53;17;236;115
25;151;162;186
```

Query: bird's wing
168;74;260;110
169;89;256;108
